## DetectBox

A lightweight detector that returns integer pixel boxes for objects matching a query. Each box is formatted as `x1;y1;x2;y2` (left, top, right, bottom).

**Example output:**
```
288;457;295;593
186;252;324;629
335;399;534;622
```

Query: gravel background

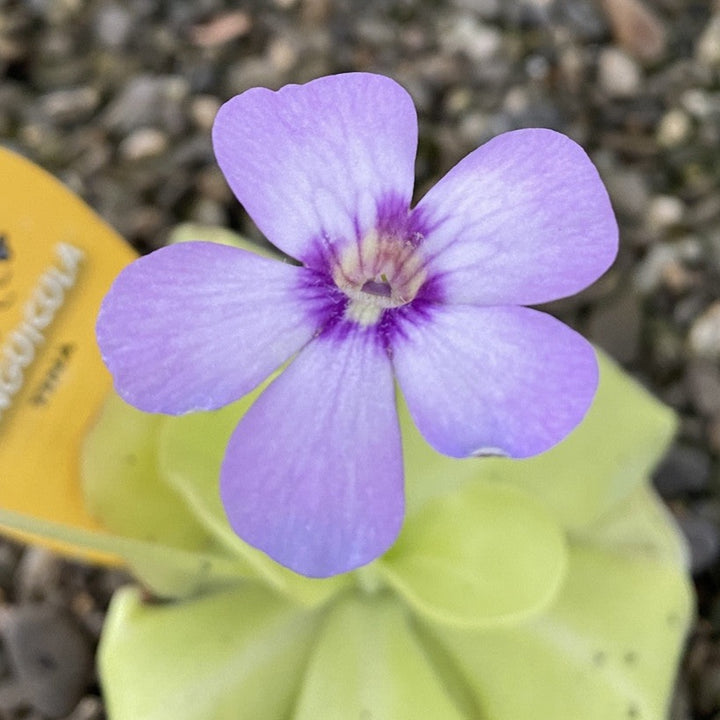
1;0;720;717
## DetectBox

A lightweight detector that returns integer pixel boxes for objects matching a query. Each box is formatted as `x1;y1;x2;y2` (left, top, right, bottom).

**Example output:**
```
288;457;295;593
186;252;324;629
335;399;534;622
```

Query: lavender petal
220;326;403;578
96;242;321;414
415;129;618;306
212;73;417;265
392;304;599;459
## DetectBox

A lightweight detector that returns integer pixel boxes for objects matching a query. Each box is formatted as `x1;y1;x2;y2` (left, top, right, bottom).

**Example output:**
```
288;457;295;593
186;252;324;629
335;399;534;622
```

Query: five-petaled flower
96;73;617;578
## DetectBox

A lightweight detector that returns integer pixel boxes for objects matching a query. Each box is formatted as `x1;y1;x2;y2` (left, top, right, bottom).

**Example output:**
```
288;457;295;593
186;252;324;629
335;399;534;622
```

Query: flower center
331;229;426;326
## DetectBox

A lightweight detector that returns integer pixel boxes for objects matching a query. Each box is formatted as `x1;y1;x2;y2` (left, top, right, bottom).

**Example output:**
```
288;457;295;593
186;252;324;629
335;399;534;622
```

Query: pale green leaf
575;483;690;569
100;584;319;720
491;351;678;530
77;393;254;596
158;390;349;607
292;593;470;720
417;504;694;720
380;482;567;627
81;394;214;551
0;507;248;599
168;222;281;259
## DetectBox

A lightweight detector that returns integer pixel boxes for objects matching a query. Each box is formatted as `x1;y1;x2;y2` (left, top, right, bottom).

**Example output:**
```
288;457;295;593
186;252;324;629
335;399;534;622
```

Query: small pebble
0;604;93;718
188;197;226;226
189;96;221;132
601;0;667;63
559;0;606;41
653;443;711;498
675;509;720;574
696;13;720;66
686;360;720;418
656;109;693;148
635;245;678;294
588;286;642;364
39;87;100;125
14;548;62;603
646;195;685;232
103;75;188;135
119;128;169;161
64;695;105;720
680;88;714;119
440;14;502;61
92;1;132;48
689;302;720;361
605;167;649;218
598;47;643;98
189;11;252;48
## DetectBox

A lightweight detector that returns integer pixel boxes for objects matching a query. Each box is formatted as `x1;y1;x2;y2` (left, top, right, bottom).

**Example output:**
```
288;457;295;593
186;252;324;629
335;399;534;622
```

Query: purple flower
96;73;617;578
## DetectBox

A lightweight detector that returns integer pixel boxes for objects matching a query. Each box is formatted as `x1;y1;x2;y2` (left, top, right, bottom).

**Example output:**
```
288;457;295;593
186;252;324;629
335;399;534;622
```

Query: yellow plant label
0;147;136;561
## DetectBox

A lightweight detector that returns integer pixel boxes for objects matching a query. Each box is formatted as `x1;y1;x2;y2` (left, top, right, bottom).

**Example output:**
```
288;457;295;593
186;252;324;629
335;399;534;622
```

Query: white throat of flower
331;229;426;326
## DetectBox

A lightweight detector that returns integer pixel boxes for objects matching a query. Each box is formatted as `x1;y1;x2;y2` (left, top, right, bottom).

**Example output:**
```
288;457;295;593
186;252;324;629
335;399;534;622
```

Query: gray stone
560;0;607;41
0;604;93;718
102;75;189;135
588;286;642;364
675;509;719;574
653;444;712;498
39;87;100;124
14;548;62;603
634;243;683;295
93;1;133;48
686;360;720;418
439;14;502;62
681;88;715;119
605;167;649;218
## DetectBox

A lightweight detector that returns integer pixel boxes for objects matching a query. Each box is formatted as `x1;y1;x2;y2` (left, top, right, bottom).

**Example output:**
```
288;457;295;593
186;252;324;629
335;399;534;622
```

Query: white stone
697;14;720;66
646;195;685;231
689;302;720;360
119;128;168;161
440;14;502;62
598;47;642;98
656;108;692;147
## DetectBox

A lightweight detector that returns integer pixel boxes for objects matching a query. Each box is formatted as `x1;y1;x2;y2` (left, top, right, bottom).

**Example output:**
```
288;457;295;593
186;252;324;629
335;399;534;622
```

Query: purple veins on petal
391;304;599;459
96;241;325;414
220;325;403;578
414;128;618;307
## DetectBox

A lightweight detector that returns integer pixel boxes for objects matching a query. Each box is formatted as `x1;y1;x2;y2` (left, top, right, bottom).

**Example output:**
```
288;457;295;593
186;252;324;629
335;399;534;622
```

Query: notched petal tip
211;73;418;263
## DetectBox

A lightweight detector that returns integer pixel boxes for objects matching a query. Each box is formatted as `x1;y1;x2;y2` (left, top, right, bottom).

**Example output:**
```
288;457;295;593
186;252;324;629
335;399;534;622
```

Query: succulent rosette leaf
95;73;618;577
0;223;689;719
77;316;690;720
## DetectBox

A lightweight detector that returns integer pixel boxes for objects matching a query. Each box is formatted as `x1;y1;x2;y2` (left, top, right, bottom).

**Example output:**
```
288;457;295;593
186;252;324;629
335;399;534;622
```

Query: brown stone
601;0;667;63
